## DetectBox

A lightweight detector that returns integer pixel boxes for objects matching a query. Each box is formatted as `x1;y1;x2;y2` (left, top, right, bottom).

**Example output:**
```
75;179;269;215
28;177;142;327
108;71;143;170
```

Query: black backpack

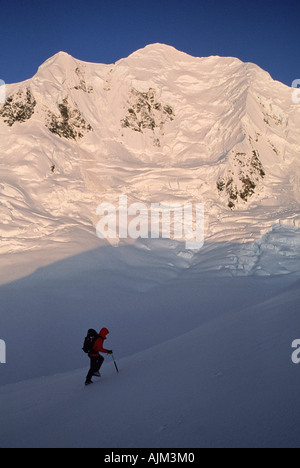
82;329;99;354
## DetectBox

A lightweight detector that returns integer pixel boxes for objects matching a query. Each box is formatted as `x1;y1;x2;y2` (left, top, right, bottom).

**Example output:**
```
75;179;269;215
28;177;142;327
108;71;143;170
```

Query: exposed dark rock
121;88;175;138
46;97;93;140
73;67;93;93
217;149;266;209
0;88;36;126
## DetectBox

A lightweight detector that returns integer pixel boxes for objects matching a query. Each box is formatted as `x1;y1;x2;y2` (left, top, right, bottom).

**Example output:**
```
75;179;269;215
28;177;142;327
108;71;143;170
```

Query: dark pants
86;355;104;382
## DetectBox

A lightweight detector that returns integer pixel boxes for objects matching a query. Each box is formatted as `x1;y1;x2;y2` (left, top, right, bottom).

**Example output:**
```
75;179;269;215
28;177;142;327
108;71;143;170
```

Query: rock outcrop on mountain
0;44;299;254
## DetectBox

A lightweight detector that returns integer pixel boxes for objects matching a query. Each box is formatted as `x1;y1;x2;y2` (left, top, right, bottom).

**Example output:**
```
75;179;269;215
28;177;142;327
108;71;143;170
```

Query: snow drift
0;276;299;448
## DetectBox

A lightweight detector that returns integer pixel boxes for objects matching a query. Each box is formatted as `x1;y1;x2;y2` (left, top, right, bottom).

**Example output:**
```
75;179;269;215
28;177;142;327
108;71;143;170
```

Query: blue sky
0;0;299;86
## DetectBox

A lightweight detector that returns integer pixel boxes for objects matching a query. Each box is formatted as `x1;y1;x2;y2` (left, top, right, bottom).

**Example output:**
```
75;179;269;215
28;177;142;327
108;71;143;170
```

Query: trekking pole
112;353;119;373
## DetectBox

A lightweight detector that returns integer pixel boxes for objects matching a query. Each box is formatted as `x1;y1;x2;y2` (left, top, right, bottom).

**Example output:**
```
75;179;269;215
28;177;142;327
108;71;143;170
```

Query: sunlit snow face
0;80;6;103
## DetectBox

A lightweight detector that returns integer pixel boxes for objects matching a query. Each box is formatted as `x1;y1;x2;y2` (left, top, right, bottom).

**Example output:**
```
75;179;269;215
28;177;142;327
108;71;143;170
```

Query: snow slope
0;226;299;386
0;230;299;447
0;277;299;448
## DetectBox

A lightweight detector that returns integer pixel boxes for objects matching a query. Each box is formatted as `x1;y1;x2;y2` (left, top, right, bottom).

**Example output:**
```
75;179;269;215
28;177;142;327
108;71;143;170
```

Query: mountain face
0;44;299;261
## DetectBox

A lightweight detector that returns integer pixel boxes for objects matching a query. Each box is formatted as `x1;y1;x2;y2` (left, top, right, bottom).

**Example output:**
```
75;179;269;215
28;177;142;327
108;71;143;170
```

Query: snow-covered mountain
1;45;300;448
1;44;299;276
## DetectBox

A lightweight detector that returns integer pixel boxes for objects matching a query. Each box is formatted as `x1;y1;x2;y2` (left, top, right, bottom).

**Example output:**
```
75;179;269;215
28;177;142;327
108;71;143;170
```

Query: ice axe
112;353;119;373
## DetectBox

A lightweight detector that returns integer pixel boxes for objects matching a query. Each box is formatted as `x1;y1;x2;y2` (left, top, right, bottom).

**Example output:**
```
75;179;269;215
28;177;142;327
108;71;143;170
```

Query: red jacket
89;328;110;357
